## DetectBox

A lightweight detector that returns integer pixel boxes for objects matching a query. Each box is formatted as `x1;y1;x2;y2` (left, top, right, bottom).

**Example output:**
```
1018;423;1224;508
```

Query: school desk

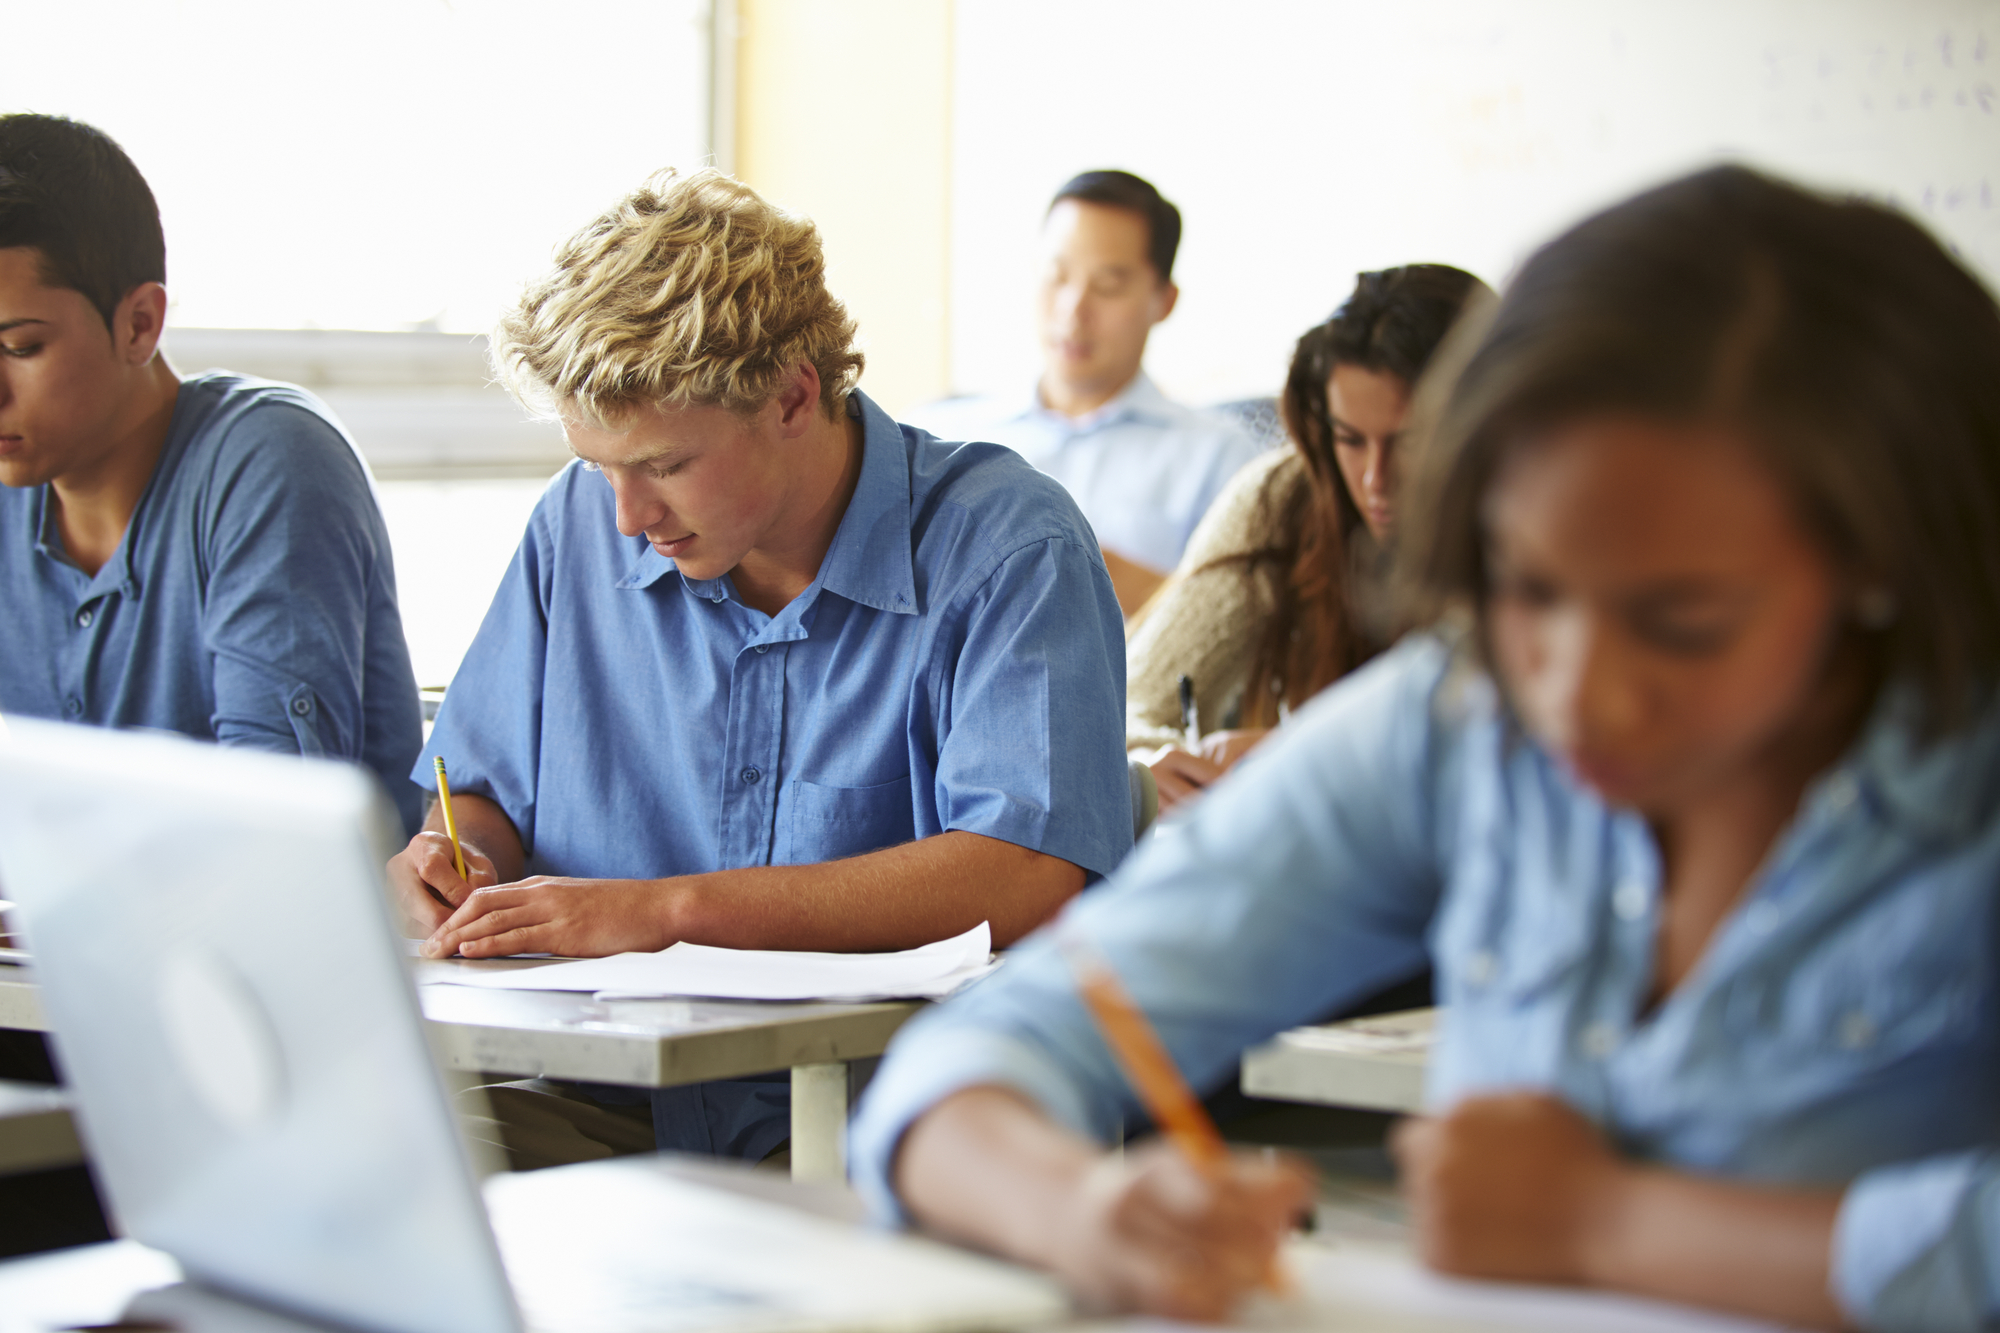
0;1157;1796;1333
0;958;916;1183
1241;1007;1436;1114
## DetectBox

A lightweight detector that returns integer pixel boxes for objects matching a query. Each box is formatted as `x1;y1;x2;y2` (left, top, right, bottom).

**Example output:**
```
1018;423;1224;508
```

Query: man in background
909;170;1265;615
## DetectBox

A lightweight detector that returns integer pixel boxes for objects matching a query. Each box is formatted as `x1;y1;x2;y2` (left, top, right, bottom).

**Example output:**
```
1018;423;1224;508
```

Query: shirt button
1823;773;1860;815
1462;949;1497;987
75;608;95;628
711;595;725;605
292;697;313;716
63;695;83;716
1579;1021;1620;1060
1611;880;1649;921
754;644;769;654
740;767;761;784
1839;1011;1876;1050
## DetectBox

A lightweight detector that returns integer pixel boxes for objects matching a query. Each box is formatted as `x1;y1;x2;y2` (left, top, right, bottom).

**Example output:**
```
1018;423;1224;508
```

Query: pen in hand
1178;673;1200;751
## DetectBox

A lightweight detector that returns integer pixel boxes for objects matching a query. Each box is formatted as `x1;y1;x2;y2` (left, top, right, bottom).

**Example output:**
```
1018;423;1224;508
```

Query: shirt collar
1021;371;1175;432
615;390;917;617
813;390;918;615
29;481;141;603
1837;682;2000;843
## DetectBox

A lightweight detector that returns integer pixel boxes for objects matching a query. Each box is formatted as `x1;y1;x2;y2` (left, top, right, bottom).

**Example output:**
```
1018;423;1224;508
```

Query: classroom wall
942;0;2000;413
732;0;954;415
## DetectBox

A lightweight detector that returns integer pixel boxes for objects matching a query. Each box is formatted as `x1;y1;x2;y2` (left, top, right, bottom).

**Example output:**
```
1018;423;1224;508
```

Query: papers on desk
1282;1007;1438;1056
415;921;996;1002
1281;1237;1798;1332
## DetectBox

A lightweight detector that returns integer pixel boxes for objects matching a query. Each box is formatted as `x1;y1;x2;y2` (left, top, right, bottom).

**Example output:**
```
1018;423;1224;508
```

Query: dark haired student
0;114;423;828
1129;265;1489;812
908;170;1265;616
855;167;2000;1329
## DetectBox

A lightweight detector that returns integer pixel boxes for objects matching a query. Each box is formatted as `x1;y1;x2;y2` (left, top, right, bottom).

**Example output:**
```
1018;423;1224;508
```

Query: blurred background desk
1241;1008;1436;1115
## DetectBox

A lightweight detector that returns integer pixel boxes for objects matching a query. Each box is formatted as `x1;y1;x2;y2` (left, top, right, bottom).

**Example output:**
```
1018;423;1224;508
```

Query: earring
1854;585;1899;630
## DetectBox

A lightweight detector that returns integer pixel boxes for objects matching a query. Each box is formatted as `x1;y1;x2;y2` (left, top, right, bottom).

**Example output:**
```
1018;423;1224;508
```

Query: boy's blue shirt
417;388;1133;885
0;371;423;831
853;633;2000;1332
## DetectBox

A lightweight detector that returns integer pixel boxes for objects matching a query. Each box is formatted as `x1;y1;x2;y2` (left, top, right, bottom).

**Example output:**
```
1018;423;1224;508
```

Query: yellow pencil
1059;932;1293;1295
433;756;468;882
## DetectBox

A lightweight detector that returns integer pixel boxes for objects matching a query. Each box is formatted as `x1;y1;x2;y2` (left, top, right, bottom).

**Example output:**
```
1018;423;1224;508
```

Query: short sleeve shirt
0;372;424;832
416;390;1133;884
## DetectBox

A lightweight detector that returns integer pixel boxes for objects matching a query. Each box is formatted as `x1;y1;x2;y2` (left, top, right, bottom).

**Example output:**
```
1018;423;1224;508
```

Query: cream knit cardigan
1125;449;1305;752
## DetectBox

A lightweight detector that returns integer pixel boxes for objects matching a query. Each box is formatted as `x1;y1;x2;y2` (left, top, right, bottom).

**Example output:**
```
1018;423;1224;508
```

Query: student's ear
773;361;825;436
113;281;170;367
1152;280;1180;325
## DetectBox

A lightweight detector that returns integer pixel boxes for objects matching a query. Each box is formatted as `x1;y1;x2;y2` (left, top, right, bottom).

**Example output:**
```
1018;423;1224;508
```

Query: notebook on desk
0;718;1063;1333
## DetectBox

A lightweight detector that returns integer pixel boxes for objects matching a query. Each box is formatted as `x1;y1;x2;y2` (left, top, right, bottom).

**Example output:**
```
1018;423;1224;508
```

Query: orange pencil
1059;931;1293;1295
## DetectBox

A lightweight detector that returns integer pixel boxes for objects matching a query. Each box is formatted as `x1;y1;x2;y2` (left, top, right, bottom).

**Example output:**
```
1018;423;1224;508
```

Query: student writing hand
1197;727;1270;772
386;831;499;938
1149;747;1224;810
1045;1141;1314;1321
423;876;671;959
1391;1091;1624;1284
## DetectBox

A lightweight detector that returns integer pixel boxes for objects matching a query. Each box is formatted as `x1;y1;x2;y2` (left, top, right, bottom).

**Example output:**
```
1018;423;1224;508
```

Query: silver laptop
0;717;1064;1333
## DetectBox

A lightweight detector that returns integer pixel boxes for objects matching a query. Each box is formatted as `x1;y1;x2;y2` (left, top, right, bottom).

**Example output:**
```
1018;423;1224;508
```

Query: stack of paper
417;922;996;1003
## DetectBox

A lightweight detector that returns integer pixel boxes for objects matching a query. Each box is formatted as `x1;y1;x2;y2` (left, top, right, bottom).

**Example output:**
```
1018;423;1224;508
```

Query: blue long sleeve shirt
852;634;2000;1331
0;372;423;832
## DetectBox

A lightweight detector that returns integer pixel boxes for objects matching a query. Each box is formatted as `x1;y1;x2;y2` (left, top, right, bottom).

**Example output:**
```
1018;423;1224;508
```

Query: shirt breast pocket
788;774;916;863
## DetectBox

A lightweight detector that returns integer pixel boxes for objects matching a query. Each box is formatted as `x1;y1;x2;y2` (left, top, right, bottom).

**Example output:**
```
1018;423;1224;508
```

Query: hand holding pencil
1059;930;1312;1311
383;756;499;940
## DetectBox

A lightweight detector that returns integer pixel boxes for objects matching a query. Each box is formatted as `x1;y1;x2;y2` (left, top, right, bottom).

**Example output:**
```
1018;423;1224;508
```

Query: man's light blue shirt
0;372;424;832
907;374;1267;573
852;635;2000;1332
417;388;1132;890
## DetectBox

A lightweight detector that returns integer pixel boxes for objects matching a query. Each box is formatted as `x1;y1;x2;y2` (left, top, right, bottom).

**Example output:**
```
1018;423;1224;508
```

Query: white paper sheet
1171;1237;1804;1332
415;921;995;1002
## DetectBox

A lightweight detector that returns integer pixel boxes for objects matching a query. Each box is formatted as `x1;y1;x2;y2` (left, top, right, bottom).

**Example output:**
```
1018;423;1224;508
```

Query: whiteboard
943;0;2000;409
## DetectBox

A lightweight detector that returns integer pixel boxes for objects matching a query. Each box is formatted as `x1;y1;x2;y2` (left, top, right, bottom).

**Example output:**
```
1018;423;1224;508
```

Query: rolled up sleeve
199;405;383;763
933;535;1131;879
851;636;1456;1224
1835;1150;2000;1331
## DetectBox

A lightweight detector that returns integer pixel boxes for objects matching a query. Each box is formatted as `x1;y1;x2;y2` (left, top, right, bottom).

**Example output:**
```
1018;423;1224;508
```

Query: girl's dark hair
1398;165;2000;736
1219;265;1488;725
0;114;165;332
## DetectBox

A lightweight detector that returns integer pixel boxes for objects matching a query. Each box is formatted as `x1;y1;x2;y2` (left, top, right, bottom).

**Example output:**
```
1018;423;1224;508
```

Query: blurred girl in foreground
1132;266;1488;812
852;166;2000;1330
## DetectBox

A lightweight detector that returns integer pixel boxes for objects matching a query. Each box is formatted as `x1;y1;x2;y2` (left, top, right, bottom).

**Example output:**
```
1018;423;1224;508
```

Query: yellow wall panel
734;0;952;415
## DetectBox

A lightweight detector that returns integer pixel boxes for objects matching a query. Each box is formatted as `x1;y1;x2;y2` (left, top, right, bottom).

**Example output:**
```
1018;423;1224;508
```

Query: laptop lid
0;718;521;1333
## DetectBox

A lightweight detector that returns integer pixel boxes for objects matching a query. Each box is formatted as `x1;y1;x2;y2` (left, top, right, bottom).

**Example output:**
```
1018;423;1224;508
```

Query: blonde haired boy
387;170;1132;1161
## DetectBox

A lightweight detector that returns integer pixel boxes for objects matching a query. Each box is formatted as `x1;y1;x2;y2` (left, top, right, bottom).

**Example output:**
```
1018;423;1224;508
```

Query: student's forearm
1580;1167;1845;1328
896;1086;1096;1264
661;831;1084;951
423;790;526;884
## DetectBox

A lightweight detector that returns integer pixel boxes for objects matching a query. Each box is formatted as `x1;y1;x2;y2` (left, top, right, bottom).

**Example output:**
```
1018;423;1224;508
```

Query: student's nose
1543;613;1646;756
1051;279;1086;329
606;474;666;539
1359;441;1389;499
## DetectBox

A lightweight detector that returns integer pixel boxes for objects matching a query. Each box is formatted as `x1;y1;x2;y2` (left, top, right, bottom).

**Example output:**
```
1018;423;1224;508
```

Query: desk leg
791;1061;847;1183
